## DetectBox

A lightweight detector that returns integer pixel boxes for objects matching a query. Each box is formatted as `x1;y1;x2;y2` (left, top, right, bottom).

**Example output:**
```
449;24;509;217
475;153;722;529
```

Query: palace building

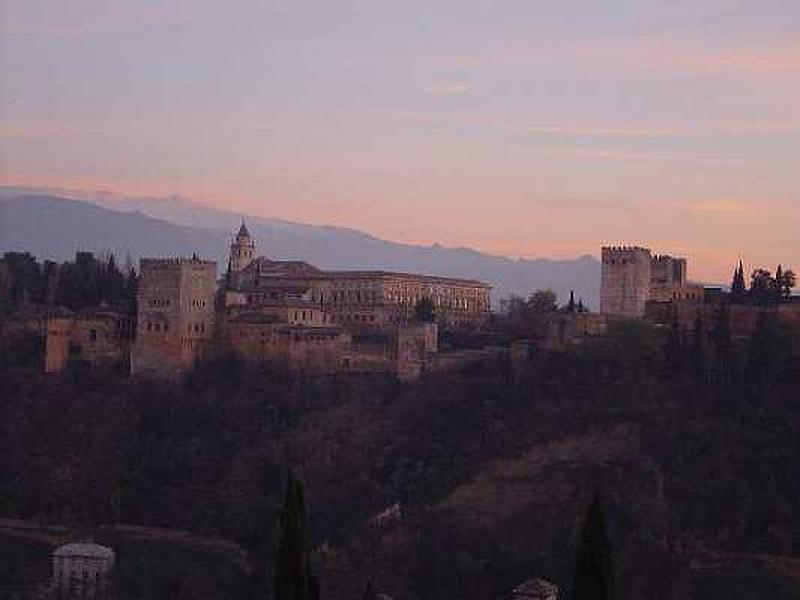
110;221;492;380
225;221;491;329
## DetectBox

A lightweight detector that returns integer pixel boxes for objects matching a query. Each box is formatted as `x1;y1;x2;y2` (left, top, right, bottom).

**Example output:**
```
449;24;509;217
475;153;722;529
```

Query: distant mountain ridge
0;188;601;307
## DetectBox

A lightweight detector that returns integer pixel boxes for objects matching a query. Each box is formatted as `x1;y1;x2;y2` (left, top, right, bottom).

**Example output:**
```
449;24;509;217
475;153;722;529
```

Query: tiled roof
241;256;489;287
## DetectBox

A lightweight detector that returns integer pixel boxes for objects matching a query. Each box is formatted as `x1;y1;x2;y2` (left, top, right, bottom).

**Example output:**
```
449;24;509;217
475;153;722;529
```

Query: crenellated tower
601;246;653;318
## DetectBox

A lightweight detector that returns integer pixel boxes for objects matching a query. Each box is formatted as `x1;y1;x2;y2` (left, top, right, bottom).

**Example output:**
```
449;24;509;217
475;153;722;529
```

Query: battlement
140;257;216;269
601;246;652;265
602;245;651;253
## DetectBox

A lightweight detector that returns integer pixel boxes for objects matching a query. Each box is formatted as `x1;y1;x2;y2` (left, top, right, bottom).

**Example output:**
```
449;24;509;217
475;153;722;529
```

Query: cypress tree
769;265;782;304
574;493;614;600
730;260;746;302
275;472;316;600
568;290;576;312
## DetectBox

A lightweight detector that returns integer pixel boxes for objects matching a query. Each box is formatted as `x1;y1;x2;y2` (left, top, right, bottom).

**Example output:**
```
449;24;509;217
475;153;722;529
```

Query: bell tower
229;219;255;273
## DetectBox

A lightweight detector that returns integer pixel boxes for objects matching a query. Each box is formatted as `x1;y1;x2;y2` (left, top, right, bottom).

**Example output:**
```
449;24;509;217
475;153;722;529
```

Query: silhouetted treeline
0;251;137;316
730;261;796;305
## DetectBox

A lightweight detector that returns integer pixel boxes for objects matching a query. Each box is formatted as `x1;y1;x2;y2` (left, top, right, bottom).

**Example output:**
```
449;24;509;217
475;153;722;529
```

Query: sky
1;0;799;282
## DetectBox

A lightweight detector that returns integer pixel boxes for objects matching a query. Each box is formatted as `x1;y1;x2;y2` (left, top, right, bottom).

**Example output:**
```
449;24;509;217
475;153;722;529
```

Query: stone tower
600;246;652;318
229;220;255;273
131;256;217;378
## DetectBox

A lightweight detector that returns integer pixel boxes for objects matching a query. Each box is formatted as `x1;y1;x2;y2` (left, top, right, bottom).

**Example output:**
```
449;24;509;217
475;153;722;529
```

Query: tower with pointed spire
229;219;256;275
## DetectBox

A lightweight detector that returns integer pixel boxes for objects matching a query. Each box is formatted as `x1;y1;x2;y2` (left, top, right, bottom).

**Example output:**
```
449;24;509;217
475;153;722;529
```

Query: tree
414;297;435;323
528;289;557;314
775;266;796;300
730;260;746;302
574;493;615;600
125;267;139;315
567;290;576;312
749;269;774;305
275;472;317;600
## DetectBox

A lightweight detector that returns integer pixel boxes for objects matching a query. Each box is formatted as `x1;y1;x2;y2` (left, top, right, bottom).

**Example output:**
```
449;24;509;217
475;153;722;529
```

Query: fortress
123;222;491;380
34;234;796;380
600;246;703;318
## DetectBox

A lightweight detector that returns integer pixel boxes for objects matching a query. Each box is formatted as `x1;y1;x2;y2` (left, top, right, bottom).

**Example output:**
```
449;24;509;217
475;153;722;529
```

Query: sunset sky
2;0;798;282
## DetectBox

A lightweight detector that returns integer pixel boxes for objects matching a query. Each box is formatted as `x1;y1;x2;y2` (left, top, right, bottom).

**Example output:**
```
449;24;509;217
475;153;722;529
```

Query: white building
52;543;115;599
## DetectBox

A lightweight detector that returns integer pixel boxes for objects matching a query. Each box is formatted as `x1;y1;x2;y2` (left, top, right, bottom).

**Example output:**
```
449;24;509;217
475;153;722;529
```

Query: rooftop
243;257;489;287
53;542;115;560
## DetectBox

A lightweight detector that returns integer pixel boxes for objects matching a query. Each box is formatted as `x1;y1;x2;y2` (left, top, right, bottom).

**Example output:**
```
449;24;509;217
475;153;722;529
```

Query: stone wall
45;312;133;373
647;300;800;338
541;312;611;351
223;314;352;375
394;323;438;381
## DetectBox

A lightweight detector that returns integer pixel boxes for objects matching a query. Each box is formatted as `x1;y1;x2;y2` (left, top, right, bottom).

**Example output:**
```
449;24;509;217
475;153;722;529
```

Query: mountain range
0;187;601;307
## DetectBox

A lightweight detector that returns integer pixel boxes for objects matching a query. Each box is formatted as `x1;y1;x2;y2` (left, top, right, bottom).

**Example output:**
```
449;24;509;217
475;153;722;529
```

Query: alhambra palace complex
35;229;798;381
46;222;491;381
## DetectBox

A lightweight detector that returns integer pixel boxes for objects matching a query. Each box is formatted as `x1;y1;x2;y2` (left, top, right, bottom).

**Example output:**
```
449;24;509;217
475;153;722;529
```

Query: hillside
1;320;799;599
0;190;601;307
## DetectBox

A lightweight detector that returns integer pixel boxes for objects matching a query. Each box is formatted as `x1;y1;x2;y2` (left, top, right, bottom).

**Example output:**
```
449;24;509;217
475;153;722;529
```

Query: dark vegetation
730;261;796;305
0;251;137;317
1;309;799;599
574;495;615;600
1;254;799;598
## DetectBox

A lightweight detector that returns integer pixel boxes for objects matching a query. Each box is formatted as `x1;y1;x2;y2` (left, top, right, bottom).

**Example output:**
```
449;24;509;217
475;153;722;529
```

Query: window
89;329;97;341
